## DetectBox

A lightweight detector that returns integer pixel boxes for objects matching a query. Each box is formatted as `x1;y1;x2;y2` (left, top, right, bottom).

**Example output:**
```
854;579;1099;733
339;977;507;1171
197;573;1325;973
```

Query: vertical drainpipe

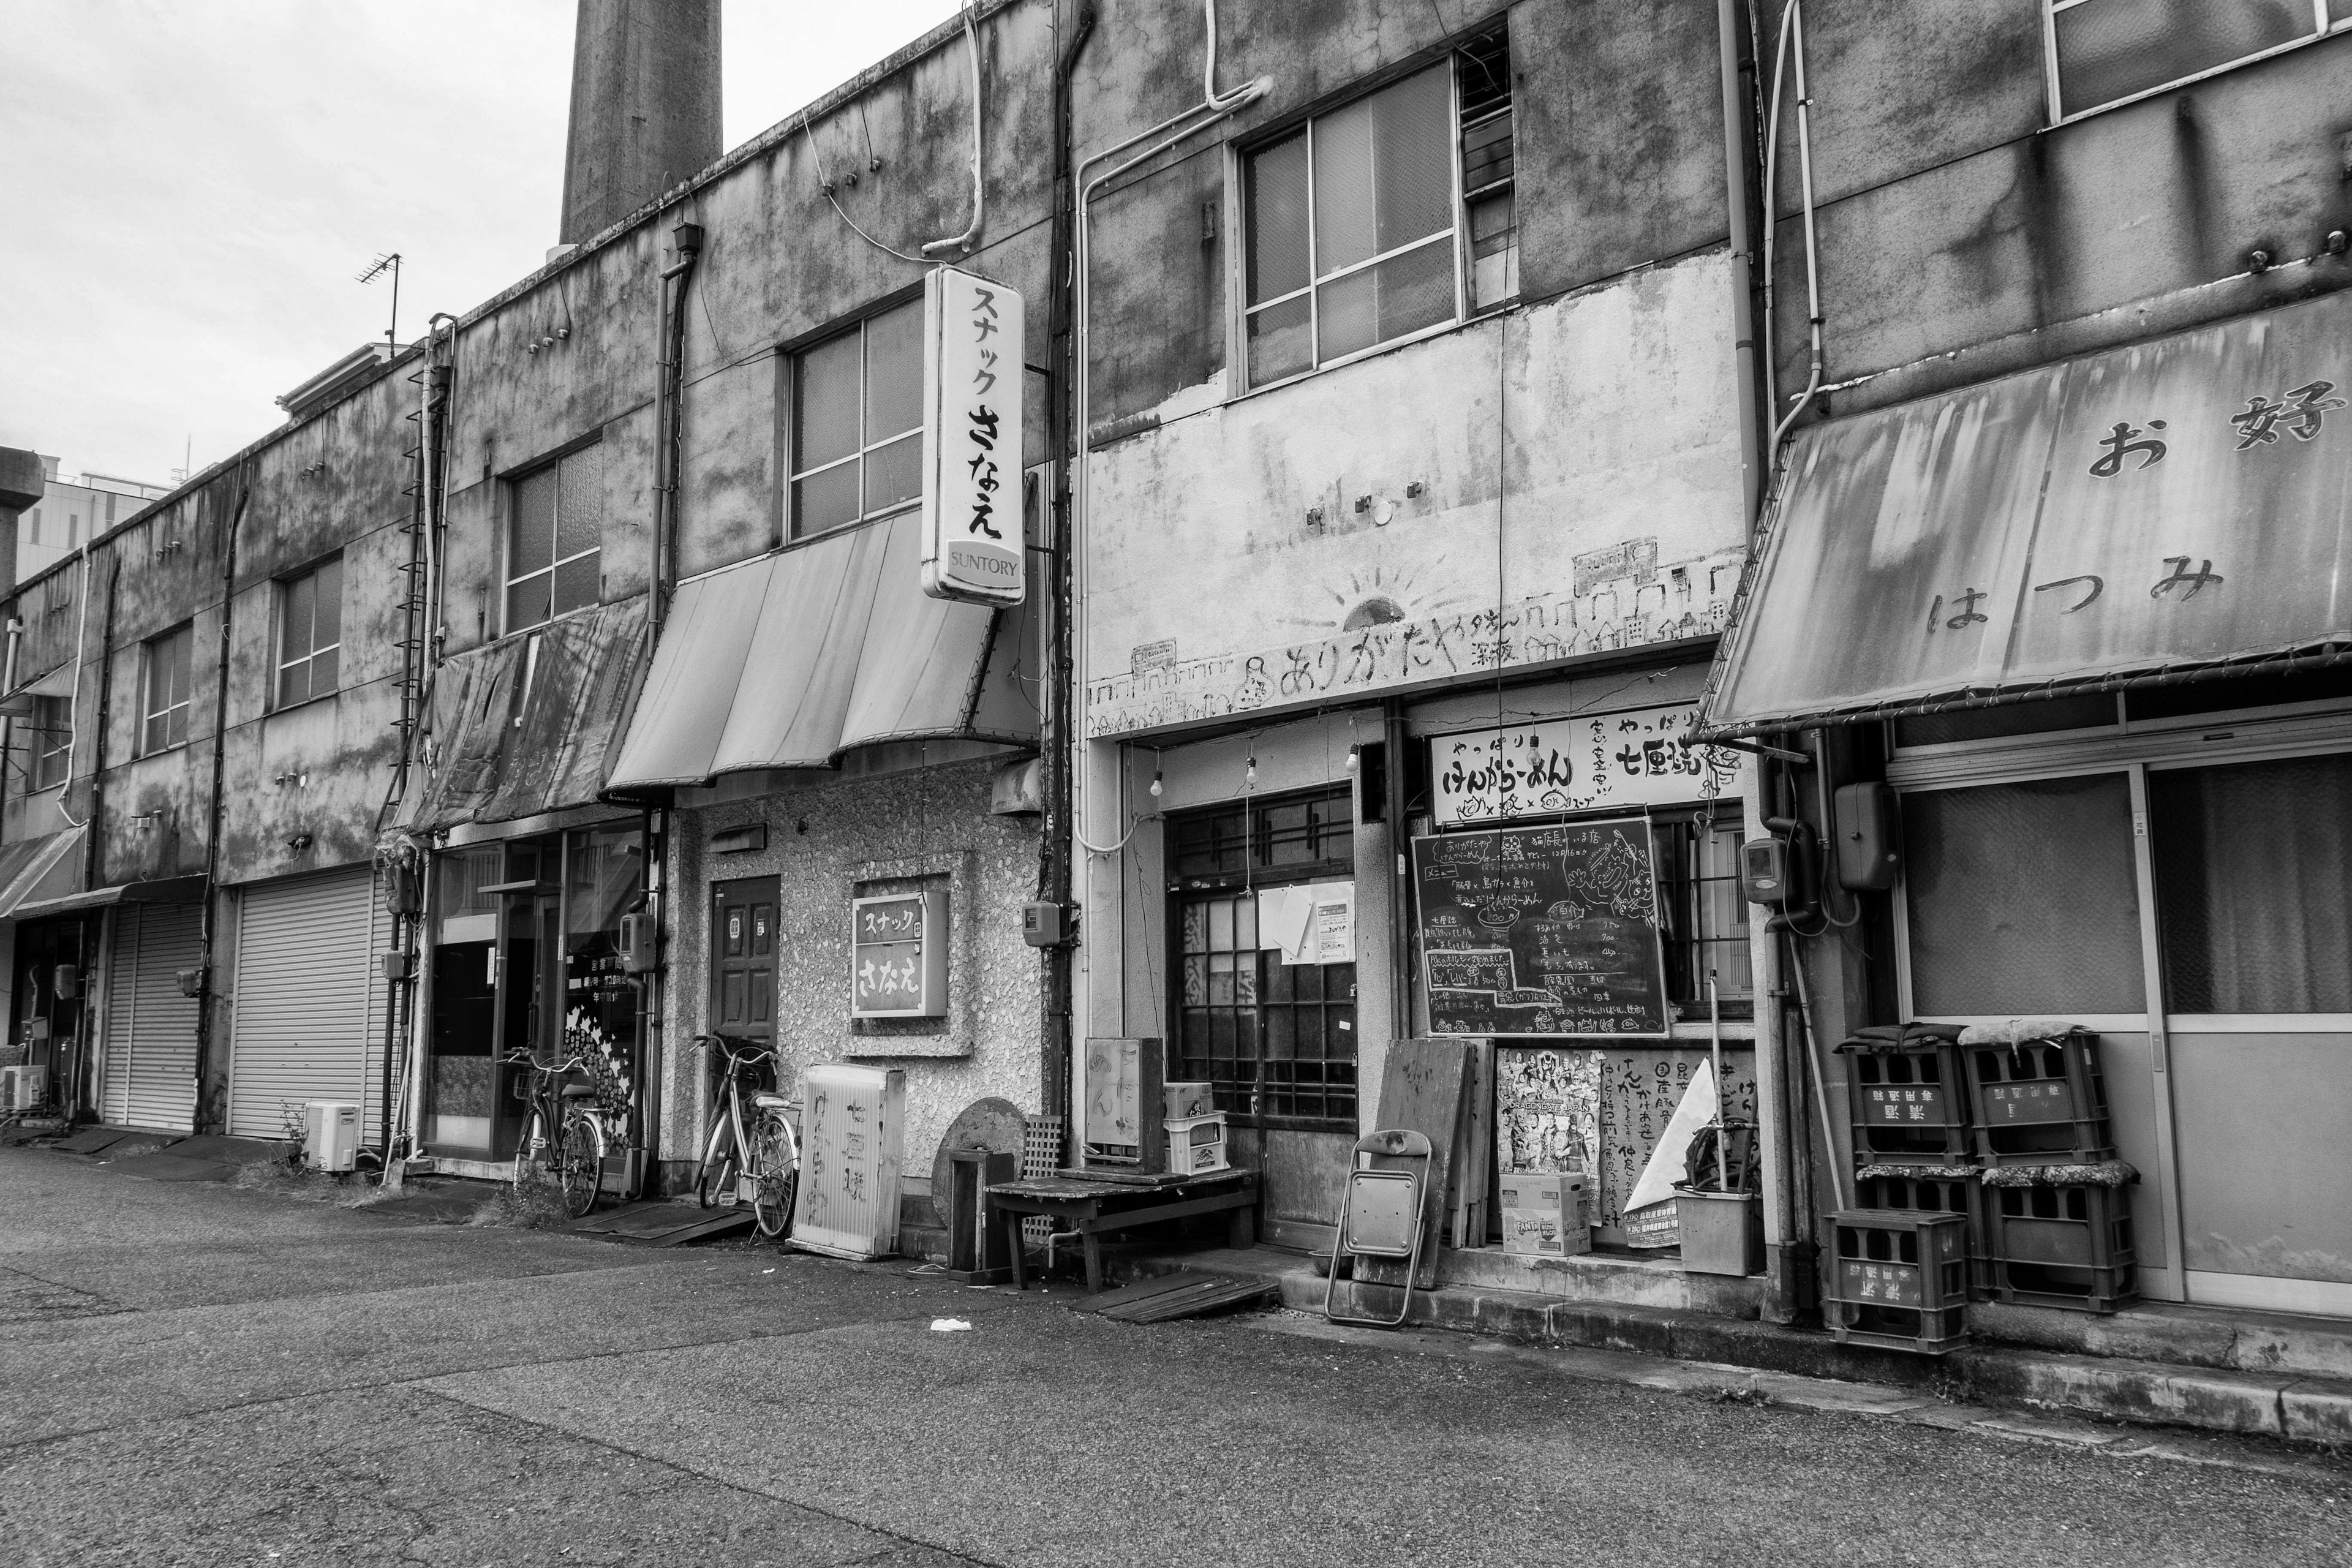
1719;0;1801;1323
194;469;252;1133
1044;5;1098;1125
646;218;701;1194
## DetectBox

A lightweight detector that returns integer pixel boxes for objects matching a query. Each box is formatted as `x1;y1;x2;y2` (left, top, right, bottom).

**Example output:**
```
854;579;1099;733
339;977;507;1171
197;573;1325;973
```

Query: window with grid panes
1650;809;1755;1021
1170;786;1358;1127
506;443;604;633
141;624;192;755
274;556;342;709
1241;27;1513;386
2046;1;2348;121
790;300;923;539
29;695;70;790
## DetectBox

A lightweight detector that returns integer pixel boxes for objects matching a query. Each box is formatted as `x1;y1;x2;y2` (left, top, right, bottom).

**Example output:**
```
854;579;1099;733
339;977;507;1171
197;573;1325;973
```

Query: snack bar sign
920;266;1026;606
850;890;949;1019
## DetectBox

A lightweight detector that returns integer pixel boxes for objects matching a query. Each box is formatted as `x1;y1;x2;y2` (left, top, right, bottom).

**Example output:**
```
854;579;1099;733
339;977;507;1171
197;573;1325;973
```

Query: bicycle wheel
696;1113;737;1210
557;1110;603;1218
512;1106;551;1191
749;1110;798;1239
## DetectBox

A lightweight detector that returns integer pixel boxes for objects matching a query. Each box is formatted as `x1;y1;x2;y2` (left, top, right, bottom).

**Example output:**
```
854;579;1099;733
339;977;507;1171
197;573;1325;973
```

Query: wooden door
709;877;777;1040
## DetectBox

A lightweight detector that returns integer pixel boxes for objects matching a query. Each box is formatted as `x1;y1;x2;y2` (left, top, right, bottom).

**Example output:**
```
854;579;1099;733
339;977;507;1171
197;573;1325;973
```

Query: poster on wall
1430;702;1743;827
920;266;1026;606
1255;881;1356;965
1412;819;1671;1038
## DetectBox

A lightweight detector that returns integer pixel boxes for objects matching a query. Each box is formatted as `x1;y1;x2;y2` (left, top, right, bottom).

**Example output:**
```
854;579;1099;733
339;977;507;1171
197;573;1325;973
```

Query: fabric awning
5;663;76;702
1697;289;2352;739
398;595;650;832
608;510;1037;790
13;871;203;921
0;826;85;919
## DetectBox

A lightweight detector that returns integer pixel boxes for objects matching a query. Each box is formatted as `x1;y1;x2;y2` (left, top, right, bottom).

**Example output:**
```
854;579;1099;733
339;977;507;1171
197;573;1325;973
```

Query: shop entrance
1892;718;2352;1317
12;916;92;1118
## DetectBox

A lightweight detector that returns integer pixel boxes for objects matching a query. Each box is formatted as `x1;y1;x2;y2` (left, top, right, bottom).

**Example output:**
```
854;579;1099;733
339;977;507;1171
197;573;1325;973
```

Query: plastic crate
1838;1024;1973;1167
1982;1178;2139;1313
1853;1167;1986;1297
1963;1029;2116;1167
1825;1210;1970;1355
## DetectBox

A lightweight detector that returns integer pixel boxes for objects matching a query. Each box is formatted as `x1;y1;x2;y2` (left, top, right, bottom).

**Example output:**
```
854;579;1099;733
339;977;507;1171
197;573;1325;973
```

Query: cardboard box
1163;1081;1215;1120
1498;1171;1593;1257
1163;1112;1229;1175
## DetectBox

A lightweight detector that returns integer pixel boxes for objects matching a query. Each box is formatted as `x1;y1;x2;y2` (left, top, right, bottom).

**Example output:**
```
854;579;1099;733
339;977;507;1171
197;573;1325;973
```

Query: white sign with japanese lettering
1428;702;1743;827
920;266;1025;606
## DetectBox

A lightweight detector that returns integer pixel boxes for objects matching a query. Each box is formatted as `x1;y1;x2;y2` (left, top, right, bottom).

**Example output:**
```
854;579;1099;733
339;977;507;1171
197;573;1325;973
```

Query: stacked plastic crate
1826;1023;1980;1354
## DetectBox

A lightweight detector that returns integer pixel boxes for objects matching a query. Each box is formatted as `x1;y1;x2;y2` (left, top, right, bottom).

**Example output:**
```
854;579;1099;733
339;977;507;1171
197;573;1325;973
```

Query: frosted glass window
2050;0;2323;119
2149;753;2352;1014
1903;774;2146;1015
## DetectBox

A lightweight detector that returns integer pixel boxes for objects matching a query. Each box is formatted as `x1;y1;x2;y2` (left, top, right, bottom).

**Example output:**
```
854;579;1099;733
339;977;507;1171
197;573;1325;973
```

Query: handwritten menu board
1497;1046;1760;1238
1412;819;1670;1038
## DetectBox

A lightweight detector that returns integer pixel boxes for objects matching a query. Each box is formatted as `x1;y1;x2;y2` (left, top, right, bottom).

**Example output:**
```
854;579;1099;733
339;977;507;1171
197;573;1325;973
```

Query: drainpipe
652;217;704;638
0;616;23;830
1041;5;1097;1121
1069;2;1267;1117
193;470;252;1133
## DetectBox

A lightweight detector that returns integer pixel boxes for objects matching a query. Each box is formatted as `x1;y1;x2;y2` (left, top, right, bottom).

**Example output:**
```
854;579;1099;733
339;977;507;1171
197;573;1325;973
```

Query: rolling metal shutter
229;867;383;1143
98;904;203;1132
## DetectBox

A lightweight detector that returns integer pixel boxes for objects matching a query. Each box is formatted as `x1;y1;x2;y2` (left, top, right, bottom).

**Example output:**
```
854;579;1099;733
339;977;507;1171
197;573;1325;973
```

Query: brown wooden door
709;877;777;1039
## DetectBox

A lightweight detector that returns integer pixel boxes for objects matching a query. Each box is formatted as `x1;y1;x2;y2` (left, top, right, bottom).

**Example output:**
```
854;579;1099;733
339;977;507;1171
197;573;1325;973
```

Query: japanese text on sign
1430;703;1741;826
849;891;948;1019
921;267;1027;606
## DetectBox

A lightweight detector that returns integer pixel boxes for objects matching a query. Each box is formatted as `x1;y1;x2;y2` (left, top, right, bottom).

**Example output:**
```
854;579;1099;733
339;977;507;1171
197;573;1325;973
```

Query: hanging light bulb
1245;755;1257;786
1149;770;1164;797
1344;745;1359;772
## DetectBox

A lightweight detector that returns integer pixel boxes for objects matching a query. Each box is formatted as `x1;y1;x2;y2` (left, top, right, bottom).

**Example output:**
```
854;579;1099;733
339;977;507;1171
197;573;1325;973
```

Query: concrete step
1128;1246;2352;1447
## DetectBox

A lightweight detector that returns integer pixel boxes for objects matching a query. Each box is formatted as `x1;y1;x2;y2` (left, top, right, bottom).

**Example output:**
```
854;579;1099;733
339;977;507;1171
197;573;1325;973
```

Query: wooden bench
985;1169;1257;1293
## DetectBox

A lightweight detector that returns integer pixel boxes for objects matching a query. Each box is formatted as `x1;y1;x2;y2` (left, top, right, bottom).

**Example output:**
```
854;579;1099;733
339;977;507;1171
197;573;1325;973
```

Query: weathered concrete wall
661;755;1044;1174
1083;249;1747;737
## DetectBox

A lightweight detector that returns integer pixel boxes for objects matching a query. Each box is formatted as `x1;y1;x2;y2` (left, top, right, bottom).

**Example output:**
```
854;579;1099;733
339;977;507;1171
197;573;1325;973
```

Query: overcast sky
0;1;968;485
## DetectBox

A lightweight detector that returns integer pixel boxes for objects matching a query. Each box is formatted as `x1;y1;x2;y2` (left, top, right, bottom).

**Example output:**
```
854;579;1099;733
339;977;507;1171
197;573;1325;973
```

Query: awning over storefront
13;871;204;921
607;510;1037;790
0;827;85;919
3;663;77;703
1697;289;2352;739
398;595;650;832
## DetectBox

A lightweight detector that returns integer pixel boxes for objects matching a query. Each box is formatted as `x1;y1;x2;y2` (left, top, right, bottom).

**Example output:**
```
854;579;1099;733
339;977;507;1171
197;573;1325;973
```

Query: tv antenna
356;252;402;348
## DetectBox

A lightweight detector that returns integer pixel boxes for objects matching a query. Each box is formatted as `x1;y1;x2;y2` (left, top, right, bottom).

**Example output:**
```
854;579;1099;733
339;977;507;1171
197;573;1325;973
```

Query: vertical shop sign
850;889;948;1019
921;266;1026;606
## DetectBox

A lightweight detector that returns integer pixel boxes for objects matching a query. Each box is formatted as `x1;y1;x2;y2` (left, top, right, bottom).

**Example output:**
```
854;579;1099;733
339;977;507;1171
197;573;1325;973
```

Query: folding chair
1322;1129;1436;1329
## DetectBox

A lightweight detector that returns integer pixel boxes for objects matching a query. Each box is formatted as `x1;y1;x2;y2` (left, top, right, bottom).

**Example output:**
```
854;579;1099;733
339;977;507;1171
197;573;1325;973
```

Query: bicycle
509;1052;607;1218
690;1034;799;1239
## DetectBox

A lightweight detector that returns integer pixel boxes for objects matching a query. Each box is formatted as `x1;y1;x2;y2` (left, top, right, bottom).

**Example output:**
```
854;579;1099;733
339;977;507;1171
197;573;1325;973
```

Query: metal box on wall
850;890;948;1019
790;1064;907;1261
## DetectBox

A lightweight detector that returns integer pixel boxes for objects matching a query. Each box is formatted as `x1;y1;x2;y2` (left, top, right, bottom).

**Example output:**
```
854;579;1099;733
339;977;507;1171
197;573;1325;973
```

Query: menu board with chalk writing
1412;818;1671;1038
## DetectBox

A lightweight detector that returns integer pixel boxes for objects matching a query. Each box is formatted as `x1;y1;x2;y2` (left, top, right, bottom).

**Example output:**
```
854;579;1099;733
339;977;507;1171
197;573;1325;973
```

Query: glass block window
2048;0;2341;121
1170;786;1357;1127
507;443;604;633
790;299;923;538
141;624;193;755
274;556;342;708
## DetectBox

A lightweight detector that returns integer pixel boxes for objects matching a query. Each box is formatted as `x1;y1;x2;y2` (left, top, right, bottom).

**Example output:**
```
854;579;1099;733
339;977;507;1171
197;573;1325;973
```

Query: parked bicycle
508;1051;608;1218
690;1033;799;1238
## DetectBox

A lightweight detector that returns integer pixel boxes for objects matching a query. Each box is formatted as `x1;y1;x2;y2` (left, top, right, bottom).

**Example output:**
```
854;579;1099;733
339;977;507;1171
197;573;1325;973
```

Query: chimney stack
559;0;722;247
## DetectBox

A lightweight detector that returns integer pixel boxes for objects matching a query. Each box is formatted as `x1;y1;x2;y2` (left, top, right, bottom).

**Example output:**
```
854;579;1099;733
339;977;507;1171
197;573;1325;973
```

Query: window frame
1226;50;1482;396
502;439;605;637
783;294;927;543
2043;0;2349;126
140;622;194;756
29;694;72;792
271;553;343;712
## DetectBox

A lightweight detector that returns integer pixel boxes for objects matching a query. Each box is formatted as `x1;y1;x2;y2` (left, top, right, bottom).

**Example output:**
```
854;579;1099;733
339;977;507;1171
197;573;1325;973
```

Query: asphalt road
3;1146;2348;1567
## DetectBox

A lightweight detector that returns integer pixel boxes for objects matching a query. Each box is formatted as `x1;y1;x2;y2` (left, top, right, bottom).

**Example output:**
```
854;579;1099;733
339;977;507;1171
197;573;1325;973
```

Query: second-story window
1240;29;1512;390
507;443;604;633
790;299;923;539
275;556;342;709
141;624;193;755
30;695;71;790
2048;1;2347;121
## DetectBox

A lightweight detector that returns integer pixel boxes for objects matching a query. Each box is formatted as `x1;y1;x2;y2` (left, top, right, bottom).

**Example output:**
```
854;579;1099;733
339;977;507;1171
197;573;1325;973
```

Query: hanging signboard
850;890;948;1019
1430;702;1741;827
1412;818;1671;1038
920;266;1026;606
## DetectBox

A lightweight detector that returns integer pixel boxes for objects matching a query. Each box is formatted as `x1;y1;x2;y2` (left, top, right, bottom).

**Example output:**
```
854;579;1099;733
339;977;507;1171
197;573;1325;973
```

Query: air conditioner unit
304;1101;361;1172
2;1065;46;1112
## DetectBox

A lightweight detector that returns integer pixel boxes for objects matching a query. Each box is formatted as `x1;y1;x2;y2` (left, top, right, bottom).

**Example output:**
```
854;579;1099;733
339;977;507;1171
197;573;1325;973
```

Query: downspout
84;551;119;892
0;616;23;830
194;470;252;1131
1760;0;1824;447
1069;3;1267;1109
1042;4;1098;1121
920;2;989;257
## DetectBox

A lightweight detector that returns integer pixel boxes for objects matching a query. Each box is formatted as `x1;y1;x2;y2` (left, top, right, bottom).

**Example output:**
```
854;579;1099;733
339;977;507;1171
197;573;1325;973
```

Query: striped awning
606;511;1036;791
1697;290;2352;739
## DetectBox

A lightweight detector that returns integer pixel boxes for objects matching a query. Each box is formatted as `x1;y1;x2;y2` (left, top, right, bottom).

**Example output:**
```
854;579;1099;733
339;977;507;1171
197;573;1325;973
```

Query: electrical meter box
1020;901;1069;948
850;890;949;1018
304;1101;361;1172
1740;837;1792;905
1833;782;1901;891
617;911;658;974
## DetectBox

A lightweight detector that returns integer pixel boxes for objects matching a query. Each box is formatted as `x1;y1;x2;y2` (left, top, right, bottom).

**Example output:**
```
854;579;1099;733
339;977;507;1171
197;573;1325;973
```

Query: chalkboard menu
1412;818;1671;1038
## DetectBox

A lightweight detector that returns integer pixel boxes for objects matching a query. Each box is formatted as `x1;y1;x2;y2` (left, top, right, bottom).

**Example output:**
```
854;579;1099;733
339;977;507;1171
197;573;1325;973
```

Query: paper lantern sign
850;890;948;1019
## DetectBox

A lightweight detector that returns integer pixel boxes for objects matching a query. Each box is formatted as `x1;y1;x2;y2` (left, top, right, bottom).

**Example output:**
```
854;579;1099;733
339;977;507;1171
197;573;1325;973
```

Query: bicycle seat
560;1084;601;1100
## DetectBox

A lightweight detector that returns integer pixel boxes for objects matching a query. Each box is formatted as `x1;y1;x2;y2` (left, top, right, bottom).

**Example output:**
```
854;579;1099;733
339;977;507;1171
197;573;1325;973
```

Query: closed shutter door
230;867;382;1142
106;905;203;1132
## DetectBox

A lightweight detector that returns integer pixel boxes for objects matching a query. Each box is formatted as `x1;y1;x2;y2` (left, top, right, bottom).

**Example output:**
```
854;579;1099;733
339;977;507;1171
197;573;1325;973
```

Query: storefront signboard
1429;703;1742;827
920;266;1025;606
1412;819;1671;1038
850;890;948;1019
